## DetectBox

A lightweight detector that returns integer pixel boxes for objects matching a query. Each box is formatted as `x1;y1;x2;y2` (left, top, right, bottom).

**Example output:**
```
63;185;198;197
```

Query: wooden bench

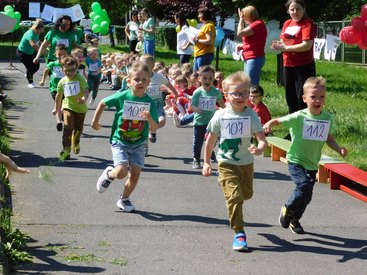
323;163;367;203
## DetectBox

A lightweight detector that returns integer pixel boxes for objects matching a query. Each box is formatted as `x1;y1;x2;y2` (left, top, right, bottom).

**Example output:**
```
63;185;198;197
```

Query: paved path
1;62;366;274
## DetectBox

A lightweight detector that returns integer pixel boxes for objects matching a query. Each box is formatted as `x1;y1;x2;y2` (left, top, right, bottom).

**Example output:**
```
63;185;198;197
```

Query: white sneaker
117;196;136;212
96;166;114;193
89;97;95;105
28;83;36;88
172;112;182;127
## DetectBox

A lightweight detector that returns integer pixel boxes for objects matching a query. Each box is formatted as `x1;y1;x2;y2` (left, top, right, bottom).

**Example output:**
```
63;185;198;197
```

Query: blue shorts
157;104;165;119
111;140;146;169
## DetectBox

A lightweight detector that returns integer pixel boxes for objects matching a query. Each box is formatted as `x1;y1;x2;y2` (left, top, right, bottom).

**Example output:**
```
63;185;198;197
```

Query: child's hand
52;108;57;116
248;145;263;156
91;120;101;130
262;123;272;134
76;96;86;104
339;147;348;157
202;163;212;177
139;110;151;120
39;81;44;86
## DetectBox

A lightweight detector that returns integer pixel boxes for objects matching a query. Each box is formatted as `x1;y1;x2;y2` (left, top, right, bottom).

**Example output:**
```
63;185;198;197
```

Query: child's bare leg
122;165;141;198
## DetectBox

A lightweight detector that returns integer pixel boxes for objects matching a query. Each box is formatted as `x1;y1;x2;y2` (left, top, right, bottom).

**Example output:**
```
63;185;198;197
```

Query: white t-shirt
146;72;169;104
177;25;193;55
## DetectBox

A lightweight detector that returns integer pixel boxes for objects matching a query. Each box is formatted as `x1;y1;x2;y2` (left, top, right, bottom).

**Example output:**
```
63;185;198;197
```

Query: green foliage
155;27;177;51
114;26;126;45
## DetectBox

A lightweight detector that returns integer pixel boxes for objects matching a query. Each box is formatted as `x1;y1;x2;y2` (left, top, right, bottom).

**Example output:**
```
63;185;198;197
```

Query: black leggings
16;49;40;84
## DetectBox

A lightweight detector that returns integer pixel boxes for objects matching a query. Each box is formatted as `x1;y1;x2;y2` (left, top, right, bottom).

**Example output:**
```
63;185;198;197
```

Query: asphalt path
1;61;366;274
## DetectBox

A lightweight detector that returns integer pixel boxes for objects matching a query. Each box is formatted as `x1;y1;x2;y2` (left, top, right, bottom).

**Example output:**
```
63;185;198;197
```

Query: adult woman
16;19;44;88
192;5;216;72
175;11;193;64
33;15;76;64
237;6;267;85
139;8;156;56
125;10;139;54
271;0;316;114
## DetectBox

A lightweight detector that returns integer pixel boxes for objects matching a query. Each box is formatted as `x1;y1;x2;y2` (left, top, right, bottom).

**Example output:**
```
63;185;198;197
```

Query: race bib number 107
302;118;330;141
123;101;151;121
221;117;251;139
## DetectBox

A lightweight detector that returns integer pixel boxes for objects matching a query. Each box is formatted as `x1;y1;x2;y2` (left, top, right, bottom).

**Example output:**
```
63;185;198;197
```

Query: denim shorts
157;104;165;119
111;140;146;168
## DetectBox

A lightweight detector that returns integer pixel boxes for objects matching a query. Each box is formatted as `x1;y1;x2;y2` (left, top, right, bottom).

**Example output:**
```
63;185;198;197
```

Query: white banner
324;34;341;61
313;38;325;60
71;4;85;22
41;4;85;22
29;2;41;18
41;4;54;22
0;13;17;35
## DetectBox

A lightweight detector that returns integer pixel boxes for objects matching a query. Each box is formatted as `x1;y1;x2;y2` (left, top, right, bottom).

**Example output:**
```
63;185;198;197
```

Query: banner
41;4;85;22
324;34;341;61
41;4;54;22
313;38;325;60
0;13;17;35
29;2;41;18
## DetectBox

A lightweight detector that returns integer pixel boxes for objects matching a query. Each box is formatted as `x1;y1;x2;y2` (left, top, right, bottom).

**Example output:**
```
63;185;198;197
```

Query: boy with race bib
86;47;102;105
202;71;267;252
53;56;89;160
91;62;158;212
263;76;347;234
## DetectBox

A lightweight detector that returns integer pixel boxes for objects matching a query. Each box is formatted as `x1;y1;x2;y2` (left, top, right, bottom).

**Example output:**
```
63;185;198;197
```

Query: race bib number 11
302;118;330;141
221;117;251;139
123;101;151;121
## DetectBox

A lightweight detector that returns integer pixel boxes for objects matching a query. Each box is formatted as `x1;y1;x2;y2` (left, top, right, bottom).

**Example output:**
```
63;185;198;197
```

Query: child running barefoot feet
91;62;158;212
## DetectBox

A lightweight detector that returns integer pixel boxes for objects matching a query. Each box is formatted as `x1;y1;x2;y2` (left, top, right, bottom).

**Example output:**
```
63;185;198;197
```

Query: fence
317;20;366;66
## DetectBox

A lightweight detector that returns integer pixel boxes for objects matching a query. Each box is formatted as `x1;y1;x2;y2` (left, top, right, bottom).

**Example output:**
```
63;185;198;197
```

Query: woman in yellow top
192;5;216;72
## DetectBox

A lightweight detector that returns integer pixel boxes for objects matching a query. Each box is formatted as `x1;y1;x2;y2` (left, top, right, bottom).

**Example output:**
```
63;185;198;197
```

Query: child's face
177;81;187;89
199;71;214;91
215;73;223;85
55;50;67;62
225;82;250;111
74;52;84;65
89;50;98;60
249;92;263;106
128;70;151;96
63;63;78;79
303;86;326;115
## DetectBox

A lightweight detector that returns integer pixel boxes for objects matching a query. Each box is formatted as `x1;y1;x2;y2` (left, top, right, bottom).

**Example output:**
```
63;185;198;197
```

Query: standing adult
125;10;139;54
175;11;193;64
33;15;76;64
237;6;267;86
139;8;156;56
16;19;44;88
192;5;216;72
271;0;316;114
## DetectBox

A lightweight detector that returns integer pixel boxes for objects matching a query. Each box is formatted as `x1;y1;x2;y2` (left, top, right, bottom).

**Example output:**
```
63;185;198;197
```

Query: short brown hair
128;61;150;78
61;56;78;67
303;76;326;93
222;71;250;92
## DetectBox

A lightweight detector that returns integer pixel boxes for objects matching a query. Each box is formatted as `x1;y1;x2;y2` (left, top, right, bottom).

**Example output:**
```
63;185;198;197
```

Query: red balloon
358;32;367;49
361;4;367;20
352;16;366;33
339;26;361;45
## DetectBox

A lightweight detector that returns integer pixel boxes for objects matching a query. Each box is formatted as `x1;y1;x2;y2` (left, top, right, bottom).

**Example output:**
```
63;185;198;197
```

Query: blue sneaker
233;232;248;252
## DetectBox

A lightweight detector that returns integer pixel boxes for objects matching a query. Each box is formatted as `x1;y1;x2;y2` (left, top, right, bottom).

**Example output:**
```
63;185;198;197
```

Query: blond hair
30;18;44;30
222;71;250;92
128;61;150;78
241;5;260;22
303;76;326;94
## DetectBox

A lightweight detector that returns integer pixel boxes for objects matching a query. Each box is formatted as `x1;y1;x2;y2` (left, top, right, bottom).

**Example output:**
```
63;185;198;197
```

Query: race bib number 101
123;101;151;121
221;117;251;139
302;118;330;141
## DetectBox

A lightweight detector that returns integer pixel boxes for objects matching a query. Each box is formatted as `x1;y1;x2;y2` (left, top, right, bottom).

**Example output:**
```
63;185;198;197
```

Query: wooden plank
324;163;367;187
340;184;367;203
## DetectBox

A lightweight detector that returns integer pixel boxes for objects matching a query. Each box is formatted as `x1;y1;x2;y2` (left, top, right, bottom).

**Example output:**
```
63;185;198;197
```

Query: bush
155;27;176;51
114;25;126;45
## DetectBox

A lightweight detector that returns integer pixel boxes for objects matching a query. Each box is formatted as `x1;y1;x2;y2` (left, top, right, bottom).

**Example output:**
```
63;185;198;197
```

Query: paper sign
41;5;54;22
302;118;330;141
29;2;41;18
198;96;216;111
313;38;325;60
63;81;81;97
80;19;91;29
221;117;251;139
0;13;17;35
123;101;151;121
185;26;199;44
71;4;85;22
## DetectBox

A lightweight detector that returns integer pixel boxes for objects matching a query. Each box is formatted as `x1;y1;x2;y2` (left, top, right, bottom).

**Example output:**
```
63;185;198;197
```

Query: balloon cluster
1;5;21;32
339;4;367;50
89;2;110;35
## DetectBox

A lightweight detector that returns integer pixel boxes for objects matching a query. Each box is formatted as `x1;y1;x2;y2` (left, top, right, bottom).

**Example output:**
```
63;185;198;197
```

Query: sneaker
149;132;157;143
290;220;304;234
172;112;182;127
56;122;63;132
28;83;36;88
117;196;136;212
233;231;248;252
278;206;293;229
96;166;114;193
88;97;95;105
192;159;202;169
59;150;70;161
73;144;80;154
145;144;149;157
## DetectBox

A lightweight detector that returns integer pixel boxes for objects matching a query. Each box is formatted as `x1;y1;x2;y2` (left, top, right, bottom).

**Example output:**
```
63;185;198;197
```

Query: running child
86;47;102;105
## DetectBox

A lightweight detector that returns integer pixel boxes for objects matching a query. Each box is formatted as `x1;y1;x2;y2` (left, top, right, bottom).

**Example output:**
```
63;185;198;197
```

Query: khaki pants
62;109;86;151
218;162;254;233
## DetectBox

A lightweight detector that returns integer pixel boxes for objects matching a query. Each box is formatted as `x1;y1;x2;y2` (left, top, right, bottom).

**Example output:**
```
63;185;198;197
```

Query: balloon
339;26;360;45
358;32;367;49
187;19;198;27
89;11;96;20
100;21;109;31
4;5;13;12
91;2;102;13
92;24;101;33
100;28;109;36
214;26;225;48
176;25;181;33
5;10;15;18
94;15;103;25
99;9;108;18
352;16;366;33
14;11;21;20
361;4;367;20
12;21;20;32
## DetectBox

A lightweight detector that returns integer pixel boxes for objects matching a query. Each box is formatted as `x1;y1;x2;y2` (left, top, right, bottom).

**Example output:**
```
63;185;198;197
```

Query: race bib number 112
302;118;330;141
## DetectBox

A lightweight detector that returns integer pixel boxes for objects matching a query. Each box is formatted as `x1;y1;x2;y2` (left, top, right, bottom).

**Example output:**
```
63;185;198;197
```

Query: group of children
13;42;348;253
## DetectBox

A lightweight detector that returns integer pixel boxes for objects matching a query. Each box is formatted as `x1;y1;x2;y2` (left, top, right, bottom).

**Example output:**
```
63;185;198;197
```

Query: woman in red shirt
237;5;267;86
271;0;316;114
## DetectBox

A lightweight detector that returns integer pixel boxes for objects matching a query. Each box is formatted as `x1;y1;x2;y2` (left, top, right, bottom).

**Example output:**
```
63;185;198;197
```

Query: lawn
1;42;367;170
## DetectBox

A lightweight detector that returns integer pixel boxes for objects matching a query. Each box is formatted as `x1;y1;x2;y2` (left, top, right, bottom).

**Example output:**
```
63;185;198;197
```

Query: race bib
56;38;69;48
146;85;160;99
198;96;216;111
123;101;151;121
63;81;81;97
88;62;99;72
221;117;251;139
302;118;330;141
52;66;64;78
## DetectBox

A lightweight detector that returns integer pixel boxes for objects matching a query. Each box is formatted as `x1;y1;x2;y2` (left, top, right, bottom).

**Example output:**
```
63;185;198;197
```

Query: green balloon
92;24;101;33
100;28;109;36
5;10;15;18
14;11;21;20
91;2;102;13
100;21;109;31
4;5;13;12
94;15;102;25
89;11;96;20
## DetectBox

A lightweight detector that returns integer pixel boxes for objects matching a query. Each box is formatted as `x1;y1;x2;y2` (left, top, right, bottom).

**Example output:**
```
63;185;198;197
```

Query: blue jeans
193;125;207;161
244;56;265;85
87;73;101;99
286;163;317;220
181;113;194;126
193;53;214;72
144;39;155;56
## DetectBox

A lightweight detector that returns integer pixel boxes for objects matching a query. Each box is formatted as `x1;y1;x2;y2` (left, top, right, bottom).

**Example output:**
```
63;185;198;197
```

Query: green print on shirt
219;138;242;161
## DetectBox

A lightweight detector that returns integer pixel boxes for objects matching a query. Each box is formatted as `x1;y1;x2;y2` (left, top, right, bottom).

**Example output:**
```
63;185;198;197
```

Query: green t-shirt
279;109;334;170
191;86;224;126
18;29;39;55
57;74;89;113
207;106;263;165
44;29;76;60
74;27;85;45
47;60;64;93
142;18;155;40
104;89;158;145
127;21;138;40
